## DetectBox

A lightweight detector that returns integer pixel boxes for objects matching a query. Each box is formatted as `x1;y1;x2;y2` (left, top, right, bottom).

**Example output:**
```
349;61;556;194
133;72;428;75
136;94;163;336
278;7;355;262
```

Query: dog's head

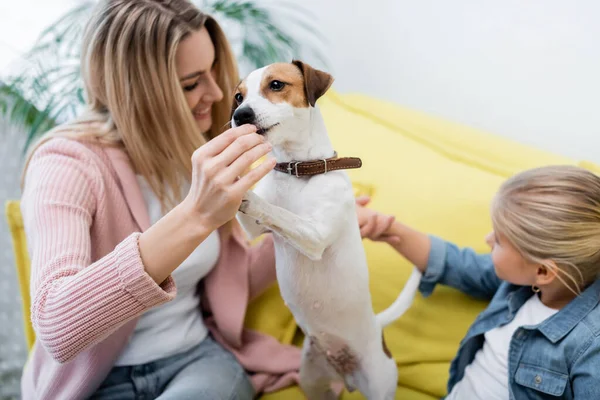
230;60;334;147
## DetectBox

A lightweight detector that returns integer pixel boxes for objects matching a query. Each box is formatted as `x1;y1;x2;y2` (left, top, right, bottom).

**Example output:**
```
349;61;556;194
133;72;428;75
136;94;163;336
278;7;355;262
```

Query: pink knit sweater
19;138;301;399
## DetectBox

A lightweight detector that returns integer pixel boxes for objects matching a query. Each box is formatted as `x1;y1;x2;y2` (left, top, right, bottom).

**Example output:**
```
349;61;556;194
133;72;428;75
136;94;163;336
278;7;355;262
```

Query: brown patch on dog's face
259;63;308;108
292;60;334;107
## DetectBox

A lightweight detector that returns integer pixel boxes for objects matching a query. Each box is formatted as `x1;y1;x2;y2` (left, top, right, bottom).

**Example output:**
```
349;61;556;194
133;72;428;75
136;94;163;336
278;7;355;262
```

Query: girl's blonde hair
491;165;600;295
24;0;238;212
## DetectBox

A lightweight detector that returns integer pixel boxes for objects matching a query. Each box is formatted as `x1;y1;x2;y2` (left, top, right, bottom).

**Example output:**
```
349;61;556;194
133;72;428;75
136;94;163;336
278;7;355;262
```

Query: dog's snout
233;107;256;127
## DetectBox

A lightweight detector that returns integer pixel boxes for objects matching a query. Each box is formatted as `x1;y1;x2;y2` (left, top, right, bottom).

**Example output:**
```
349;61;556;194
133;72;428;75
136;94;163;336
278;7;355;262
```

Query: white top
114;177;220;366
446;294;558;400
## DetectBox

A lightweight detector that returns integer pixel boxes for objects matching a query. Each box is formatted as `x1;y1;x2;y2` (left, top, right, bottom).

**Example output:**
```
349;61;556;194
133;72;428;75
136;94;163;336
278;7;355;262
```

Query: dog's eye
269;80;285;91
234;93;243;103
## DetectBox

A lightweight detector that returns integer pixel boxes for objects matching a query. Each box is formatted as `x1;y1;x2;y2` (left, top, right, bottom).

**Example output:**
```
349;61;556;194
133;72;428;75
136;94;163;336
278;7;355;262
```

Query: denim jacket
419;236;600;400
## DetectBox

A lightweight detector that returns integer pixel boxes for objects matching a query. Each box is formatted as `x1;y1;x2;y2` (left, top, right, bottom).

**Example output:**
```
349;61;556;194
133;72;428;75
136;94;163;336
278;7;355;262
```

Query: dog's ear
292;60;334;107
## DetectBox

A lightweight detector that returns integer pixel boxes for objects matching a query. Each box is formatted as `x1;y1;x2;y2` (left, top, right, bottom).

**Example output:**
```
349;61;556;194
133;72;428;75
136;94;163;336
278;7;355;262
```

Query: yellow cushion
260;384;439;400
5;201;35;350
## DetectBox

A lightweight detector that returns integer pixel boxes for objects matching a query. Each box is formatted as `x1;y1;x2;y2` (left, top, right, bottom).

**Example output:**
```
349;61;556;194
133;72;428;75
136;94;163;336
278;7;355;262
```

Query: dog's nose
233;107;256;127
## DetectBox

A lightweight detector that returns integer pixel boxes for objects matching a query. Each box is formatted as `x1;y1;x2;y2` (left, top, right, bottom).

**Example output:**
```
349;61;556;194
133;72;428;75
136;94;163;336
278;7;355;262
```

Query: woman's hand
183;124;275;231
355;196;400;244
140;124;275;285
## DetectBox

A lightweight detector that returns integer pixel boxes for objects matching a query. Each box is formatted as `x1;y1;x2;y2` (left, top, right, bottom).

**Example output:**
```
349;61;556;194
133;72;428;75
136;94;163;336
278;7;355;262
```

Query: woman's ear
533;261;558;287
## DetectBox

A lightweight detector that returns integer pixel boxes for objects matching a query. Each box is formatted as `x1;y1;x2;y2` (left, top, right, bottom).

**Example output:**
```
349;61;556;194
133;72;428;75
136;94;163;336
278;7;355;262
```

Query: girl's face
486;230;539;286
175;28;224;133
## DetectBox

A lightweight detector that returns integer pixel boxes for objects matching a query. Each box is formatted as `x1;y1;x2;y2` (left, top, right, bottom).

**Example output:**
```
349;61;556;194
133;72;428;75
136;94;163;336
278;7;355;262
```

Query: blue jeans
89;336;255;400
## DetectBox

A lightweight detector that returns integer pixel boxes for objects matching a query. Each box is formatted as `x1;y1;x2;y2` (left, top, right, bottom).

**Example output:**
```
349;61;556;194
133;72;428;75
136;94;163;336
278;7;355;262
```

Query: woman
20;0;310;398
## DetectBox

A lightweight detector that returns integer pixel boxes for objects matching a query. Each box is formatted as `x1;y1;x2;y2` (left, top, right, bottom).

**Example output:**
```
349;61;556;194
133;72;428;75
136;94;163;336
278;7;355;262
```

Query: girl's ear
533;261;558;287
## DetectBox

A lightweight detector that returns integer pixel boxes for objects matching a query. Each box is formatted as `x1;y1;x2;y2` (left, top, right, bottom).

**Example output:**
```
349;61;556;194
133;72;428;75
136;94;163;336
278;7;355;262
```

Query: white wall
0;0;78;72
289;0;600;163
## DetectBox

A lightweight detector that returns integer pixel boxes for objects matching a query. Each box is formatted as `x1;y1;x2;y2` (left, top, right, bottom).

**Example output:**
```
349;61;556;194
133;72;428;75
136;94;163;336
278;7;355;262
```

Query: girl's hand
355;196;431;272
184;124;275;230
355;196;400;244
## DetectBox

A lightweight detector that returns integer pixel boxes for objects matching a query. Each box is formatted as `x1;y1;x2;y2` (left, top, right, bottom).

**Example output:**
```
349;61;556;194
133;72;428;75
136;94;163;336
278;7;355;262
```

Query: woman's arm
23;141;177;364
24;127;273;363
138;201;212;284
140;124;274;285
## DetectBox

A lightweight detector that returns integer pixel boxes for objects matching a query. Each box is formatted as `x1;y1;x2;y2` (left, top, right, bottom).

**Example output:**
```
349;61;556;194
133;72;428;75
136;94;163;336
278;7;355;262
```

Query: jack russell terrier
232;60;422;400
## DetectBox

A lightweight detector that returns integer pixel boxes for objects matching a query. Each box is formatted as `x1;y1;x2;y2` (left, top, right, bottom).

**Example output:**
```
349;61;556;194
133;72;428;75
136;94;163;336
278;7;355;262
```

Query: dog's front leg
236;210;269;240
239;191;334;261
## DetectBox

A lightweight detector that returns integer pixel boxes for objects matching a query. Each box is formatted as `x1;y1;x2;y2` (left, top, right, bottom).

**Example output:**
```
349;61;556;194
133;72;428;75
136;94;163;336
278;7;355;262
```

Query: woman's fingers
201;124;258;157
232;157;277;193
215;132;267;169
222;141;273;182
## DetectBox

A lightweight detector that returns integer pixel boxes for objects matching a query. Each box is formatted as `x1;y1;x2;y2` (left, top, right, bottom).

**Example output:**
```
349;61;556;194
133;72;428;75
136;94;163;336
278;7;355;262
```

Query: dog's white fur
233;62;422;400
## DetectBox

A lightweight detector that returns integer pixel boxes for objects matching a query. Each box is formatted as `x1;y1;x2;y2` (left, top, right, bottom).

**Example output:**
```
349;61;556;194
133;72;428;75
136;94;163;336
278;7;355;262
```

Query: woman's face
175;28;224;133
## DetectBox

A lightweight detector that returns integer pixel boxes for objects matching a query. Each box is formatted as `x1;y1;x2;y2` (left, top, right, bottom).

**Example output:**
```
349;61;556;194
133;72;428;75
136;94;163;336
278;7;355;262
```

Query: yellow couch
7;90;597;399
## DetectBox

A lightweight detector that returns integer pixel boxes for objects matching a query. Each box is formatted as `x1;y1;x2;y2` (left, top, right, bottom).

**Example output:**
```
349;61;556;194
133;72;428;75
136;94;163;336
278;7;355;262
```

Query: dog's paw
239;192;255;213
243;190;262;203
239;198;250;214
239;191;264;216
238;201;258;217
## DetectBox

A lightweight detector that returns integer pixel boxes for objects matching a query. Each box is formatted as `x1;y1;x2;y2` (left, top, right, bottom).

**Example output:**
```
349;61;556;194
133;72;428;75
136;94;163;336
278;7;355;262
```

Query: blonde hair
24;0;238;212
491;165;600;295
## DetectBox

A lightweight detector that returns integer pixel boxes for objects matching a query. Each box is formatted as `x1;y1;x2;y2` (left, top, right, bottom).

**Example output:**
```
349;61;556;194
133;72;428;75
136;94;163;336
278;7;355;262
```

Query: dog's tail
375;266;422;328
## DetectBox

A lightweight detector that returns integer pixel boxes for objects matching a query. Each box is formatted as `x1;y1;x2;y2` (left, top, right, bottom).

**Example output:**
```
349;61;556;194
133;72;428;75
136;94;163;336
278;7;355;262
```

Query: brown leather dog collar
273;151;362;177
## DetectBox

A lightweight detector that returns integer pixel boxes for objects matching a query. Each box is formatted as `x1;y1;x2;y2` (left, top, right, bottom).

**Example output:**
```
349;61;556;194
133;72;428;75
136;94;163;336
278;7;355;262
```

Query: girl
357;165;600;399
19;0;304;399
